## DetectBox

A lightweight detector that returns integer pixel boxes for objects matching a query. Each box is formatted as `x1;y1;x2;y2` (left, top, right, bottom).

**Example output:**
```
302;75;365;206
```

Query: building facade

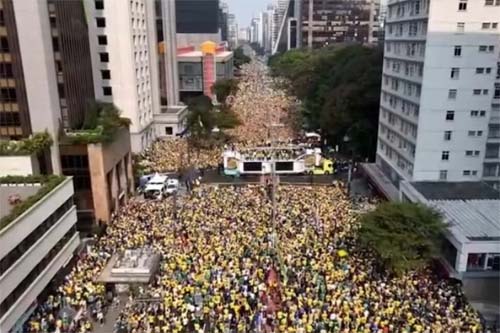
0;177;79;333
84;0;161;153
301;0;380;48
0;0;65;173
372;0;500;191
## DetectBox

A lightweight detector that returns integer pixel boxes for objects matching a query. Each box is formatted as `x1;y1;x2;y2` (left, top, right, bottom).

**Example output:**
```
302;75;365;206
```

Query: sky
225;0;270;28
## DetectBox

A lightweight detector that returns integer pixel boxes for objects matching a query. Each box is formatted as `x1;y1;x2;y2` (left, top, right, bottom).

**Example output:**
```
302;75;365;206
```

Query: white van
165;178;179;195
144;174;168;199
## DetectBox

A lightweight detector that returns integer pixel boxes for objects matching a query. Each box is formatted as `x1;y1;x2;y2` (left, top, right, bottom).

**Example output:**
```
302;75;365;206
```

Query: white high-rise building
371;0;500;194
85;0;161;153
228;13;238;48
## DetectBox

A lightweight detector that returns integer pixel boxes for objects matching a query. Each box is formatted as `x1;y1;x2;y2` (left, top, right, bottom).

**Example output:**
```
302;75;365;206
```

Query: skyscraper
366;0;500;196
301;0;380;48
84;0;161;152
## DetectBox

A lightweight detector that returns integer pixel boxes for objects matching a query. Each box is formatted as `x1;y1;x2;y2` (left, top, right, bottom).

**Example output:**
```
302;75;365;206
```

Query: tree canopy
359;202;446;274
212;78;239;104
233;47;251;69
268;45;383;160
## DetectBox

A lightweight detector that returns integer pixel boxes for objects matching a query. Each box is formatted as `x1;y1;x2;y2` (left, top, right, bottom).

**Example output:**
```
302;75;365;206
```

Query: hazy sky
225;0;270;28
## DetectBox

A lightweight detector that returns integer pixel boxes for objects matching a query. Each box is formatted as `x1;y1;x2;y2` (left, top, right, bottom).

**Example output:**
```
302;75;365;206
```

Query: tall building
84;0;161;153
301;0;380;49
365;0;500;198
1;0;135;232
175;0;221;46
250;17;261;44
227;13;238;48
0;175;79;333
271;0;302;54
0;0;67;173
219;1;229;42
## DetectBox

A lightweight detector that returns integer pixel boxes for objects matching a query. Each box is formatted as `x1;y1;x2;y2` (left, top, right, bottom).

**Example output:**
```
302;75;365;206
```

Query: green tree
215;105;241;130
233;47;251;68
186;95;216;143
268;45;383;160
212;78;239;104
359;202;446;274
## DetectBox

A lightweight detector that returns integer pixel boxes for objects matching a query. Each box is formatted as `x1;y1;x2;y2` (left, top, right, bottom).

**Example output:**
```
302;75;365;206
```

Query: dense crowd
28;185;483;333
25;60;485;333
138;62;296;174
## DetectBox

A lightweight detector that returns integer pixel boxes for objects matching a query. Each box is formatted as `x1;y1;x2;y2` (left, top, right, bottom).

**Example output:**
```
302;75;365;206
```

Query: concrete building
399;181;499;327
175;0;221;47
271;0;302;54
301;0;380;48
227;13;238;49
0;0;66;174
84;0;161;153
59;128;134;234
364;0;500;199
0;176;79;333
177;42;234;103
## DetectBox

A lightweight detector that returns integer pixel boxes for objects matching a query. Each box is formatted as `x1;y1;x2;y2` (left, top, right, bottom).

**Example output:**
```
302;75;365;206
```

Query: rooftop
408;181;500;242
411;181;500;200
98;248;160;283
0;184;40;219
0;175;66;230
430;199;500;241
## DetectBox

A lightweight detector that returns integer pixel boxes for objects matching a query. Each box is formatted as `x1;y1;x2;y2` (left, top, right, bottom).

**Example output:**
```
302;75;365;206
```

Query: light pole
343;134;353;196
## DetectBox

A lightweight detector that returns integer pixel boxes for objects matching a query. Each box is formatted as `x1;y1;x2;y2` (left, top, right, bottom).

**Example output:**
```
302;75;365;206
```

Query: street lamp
343;134;353;196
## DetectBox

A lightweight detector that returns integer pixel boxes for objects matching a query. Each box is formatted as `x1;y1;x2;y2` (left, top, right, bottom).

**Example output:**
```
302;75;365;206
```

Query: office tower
272;0;302;54
250;17;261;45
302;0;380;48
219;1;229;42
84;0;161;153
0;0;67;173
227;13;239;48
369;0;500;193
175;0;221;46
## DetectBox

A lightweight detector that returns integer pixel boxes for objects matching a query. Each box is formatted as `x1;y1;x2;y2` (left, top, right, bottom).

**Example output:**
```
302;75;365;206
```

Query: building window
472;170;478;176
448;89;457;99
446;110;455;120
482;22;491;29
101;70;111;80
0;63;13;78
467;253;500;271
479;45;487;52
458;0;467;10
444;131;452;141
98;35;107;45
96;17;106;27
480;110;487;117
450;68;460;79
468;131;476;136
99;52;109;62
493;23;499;29
439;170;448;180
95;0;104;10
0;37;9;52
485;0;494;4
463;170;471;175
473;89;481;95
165;127;173;135
454;45;462;56
470;110;479;117
476;68;485;74
442;151;450;160
456;22;465;32
103;86;112;96
483;89;489;95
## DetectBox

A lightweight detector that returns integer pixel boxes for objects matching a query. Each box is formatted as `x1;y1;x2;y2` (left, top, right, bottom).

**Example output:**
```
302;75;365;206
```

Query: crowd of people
25;59;486;333
28;185;484;333
138;62;296;174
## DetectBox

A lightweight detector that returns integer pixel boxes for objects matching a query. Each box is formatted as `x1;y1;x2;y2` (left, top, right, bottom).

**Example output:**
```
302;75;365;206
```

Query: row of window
445;110;487;120
449;67;493;79
447;88;492;99
438;169;478;180
440;150;483;161
443;130;483;141
0;110;20;126
0;198;73;275
0;226;77;317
